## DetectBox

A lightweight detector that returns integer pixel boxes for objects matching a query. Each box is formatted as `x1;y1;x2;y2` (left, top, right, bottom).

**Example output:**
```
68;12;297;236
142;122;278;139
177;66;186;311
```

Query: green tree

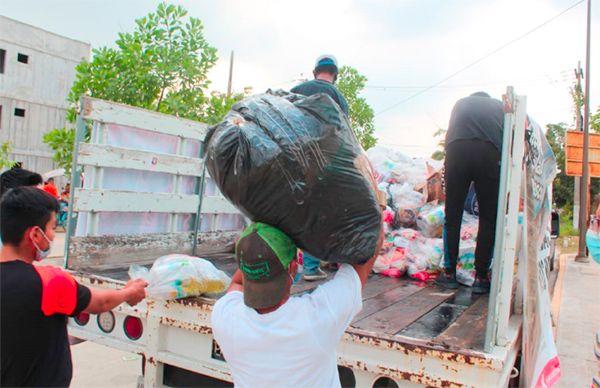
45;2;241;177
591;106;600;132
337;66;377;150
42;128;76;177
0;142;17;170
430;128;446;161
546;123;572;208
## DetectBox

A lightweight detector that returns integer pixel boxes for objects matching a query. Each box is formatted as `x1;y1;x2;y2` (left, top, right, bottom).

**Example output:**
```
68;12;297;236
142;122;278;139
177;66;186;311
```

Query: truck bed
84;256;489;354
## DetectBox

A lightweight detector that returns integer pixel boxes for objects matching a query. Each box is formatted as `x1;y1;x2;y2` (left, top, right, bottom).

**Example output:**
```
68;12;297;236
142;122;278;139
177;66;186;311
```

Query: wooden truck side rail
65;96;241;271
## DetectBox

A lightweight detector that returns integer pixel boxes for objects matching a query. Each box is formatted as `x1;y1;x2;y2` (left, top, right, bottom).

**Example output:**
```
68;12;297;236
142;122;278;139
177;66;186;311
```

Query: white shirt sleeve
304;264;362;349
211;291;243;352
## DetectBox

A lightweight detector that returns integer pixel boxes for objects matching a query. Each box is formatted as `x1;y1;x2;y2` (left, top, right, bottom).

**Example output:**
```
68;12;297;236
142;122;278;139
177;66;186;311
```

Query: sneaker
434;271;459;289
303;268;327;281
472;276;491;294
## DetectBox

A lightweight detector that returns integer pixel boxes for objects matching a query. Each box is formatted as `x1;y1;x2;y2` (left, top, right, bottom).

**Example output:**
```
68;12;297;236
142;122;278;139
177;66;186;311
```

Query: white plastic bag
456;240;476;286
129;254;231;300
416;204;445;238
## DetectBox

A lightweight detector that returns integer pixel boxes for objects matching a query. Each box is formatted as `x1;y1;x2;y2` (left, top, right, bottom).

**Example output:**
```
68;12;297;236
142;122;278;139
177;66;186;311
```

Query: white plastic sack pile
129;254;231;300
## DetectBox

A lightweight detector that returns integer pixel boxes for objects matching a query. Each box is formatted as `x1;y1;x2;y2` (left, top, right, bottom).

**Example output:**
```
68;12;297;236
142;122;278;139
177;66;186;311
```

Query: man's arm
226;269;243;293
351;225;384;287
84;278;147;314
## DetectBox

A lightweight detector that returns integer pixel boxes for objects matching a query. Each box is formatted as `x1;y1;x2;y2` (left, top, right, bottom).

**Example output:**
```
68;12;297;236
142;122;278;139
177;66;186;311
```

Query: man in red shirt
0;187;147;387
42;177;59;198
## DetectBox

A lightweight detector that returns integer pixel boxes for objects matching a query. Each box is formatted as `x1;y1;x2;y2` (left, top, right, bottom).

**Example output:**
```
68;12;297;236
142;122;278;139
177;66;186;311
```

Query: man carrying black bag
212;222;383;388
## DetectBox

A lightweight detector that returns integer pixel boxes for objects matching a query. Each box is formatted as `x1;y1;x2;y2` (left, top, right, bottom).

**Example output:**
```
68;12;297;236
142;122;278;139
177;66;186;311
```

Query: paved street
555;254;600;387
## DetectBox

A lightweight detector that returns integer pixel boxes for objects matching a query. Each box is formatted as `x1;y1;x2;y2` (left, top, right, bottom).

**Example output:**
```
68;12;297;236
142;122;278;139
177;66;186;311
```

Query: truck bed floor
81;257;489;353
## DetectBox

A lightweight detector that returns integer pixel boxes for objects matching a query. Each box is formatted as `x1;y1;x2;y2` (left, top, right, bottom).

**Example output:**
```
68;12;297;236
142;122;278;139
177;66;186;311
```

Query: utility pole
573;62;583;229
576;0;592;262
227;51;234;97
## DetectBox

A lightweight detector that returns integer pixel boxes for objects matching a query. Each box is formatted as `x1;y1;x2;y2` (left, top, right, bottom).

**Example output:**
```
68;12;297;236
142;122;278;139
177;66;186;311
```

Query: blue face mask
31;227;52;262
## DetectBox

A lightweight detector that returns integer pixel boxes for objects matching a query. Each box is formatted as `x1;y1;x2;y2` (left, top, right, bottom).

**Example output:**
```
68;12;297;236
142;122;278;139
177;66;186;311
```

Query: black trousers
443;139;501;277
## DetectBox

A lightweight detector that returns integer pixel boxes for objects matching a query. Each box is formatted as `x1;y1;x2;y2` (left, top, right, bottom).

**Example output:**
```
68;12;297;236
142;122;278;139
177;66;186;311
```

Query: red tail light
74;312;90;326
123;316;143;340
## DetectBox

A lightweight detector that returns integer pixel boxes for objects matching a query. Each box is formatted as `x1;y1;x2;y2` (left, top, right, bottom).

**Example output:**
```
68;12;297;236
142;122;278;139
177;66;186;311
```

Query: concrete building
0;15;90;178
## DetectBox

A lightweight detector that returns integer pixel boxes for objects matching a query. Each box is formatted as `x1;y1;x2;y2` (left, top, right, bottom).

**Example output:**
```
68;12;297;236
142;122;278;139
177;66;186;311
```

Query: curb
551;253;569;339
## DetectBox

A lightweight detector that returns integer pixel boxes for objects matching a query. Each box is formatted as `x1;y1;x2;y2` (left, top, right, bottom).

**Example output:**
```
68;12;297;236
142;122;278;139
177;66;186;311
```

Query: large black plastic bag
205;91;381;263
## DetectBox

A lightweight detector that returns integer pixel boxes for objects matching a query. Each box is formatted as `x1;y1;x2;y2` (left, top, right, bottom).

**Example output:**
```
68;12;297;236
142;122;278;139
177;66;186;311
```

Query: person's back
291;54;349;116
446;93;504;151
291;79;348;116
213;264;360;387
211;222;380;388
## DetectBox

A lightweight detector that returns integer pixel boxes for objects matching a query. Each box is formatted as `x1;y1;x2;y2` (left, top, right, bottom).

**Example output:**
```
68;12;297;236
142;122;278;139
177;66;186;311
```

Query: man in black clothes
436;92;504;294
291;54;349;116
0;187;148;387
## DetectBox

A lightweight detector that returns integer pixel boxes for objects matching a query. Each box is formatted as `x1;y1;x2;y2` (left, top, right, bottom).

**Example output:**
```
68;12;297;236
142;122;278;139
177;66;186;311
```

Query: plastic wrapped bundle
129;255;231;300
205;91;381;264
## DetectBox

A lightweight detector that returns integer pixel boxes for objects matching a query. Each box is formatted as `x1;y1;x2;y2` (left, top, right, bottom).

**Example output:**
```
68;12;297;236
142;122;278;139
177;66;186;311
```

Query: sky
1;0;598;157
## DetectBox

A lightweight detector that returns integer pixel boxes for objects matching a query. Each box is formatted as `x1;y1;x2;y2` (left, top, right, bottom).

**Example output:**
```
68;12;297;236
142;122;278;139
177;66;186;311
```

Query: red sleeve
34;266;78;316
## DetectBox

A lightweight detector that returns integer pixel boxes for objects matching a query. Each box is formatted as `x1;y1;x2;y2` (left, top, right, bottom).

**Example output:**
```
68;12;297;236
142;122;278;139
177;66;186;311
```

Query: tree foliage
430;128;447;161
336;66;377;150
0;142;17;170
42;128;76;177
45;3;241;177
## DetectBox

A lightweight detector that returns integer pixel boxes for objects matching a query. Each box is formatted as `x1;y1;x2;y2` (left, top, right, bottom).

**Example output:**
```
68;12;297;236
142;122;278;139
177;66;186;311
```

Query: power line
365;70;574;90
375;0;584;116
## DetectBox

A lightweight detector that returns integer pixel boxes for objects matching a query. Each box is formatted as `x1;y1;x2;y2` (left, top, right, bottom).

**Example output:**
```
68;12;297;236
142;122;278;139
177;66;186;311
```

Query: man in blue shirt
291;54;349;116
291;55;349;280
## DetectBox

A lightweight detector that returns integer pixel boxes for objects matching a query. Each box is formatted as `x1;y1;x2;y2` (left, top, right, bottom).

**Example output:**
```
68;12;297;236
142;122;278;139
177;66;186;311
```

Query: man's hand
123;279;148;306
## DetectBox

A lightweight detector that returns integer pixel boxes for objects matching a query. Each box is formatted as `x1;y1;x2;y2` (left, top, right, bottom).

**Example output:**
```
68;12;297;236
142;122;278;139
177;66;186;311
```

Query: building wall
0;16;90;183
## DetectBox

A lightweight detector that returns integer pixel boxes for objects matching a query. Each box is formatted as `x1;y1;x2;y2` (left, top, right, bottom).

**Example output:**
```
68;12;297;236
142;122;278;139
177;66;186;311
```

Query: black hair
470;91;491;98
0;168;43;196
0;186;59;246
315;64;338;76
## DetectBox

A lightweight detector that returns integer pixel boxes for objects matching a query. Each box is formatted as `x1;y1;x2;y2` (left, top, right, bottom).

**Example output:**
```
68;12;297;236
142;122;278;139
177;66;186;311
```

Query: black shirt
445;95;504;151
1;261;91;387
291;79;349;116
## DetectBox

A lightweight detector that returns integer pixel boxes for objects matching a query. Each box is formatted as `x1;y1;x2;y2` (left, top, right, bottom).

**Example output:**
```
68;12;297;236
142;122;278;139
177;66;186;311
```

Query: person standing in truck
211;222;382;388
291;54;349;280
436;92;504;294
291;54;349;116
0;186;148;387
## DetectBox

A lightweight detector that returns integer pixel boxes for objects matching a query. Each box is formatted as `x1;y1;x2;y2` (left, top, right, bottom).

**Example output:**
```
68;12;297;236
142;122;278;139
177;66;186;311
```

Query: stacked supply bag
206;90;382;264
368;146;480;284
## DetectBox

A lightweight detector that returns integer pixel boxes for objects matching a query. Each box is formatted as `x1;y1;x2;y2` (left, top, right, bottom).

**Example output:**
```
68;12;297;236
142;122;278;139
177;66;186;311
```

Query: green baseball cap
236;223;297;309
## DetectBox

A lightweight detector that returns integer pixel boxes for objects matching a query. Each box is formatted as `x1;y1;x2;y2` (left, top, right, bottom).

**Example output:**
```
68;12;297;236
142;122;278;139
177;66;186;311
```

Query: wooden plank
201;196;240;215
351;285;456;335
435;294;489;351
68;231;238;271
398;288;481;339
74;189;199;213
352;282;425;323
81;97;208;141
361;275;407;300
78;143;204;177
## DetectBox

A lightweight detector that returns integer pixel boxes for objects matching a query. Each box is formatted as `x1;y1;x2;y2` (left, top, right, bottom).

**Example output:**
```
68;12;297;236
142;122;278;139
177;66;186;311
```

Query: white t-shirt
211;264;362;388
